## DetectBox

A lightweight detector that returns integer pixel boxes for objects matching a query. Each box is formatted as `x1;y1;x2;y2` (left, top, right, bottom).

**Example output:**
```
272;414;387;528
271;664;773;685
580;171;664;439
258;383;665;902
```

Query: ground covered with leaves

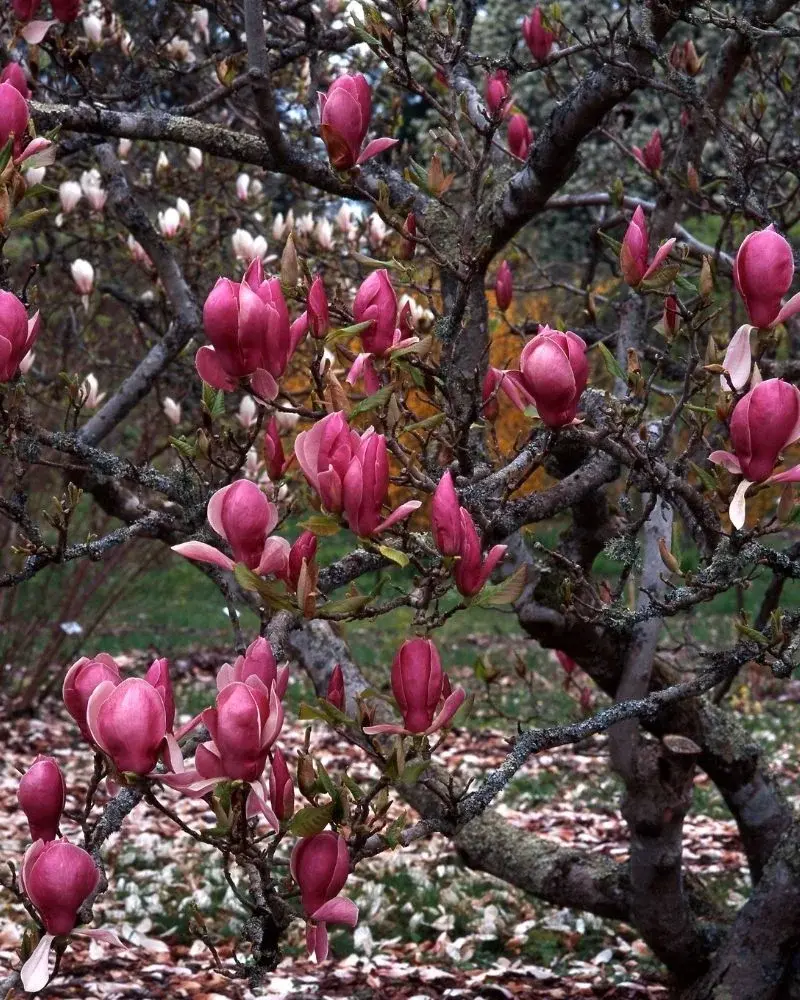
3;618;800;998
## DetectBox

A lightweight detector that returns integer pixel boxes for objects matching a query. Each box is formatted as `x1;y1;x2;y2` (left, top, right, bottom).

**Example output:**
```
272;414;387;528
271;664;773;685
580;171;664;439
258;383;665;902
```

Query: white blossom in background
336;203;352;232
237;395;258;429
250;178;263;199
165;36;192;62
119;31;133;55
231;229;267;262
83;14;103;43
71;259;94;299
156;151;170;173
368;212;387;247
243;448;269;484
25;166;46;187
80;373;106;409
399;293;434;329
59;181;82;213
18;351;35;375
314;217;334;250
272;404;299;432
176;198;191;226
118;137;131;160
191;7;210;44
296;212;314;237
158;207;181;238
162;397;182;425
127;235;150;266
186;147;203;170
236;173;251;201
271;213;287;241
80;169;107;212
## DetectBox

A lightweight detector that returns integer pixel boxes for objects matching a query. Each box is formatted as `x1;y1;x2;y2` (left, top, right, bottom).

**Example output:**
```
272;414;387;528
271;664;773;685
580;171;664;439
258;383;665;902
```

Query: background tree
1;1;800;998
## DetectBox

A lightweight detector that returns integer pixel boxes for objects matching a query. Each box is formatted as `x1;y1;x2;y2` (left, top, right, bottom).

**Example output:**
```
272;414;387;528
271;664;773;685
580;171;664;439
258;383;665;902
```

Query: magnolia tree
1;0;800;997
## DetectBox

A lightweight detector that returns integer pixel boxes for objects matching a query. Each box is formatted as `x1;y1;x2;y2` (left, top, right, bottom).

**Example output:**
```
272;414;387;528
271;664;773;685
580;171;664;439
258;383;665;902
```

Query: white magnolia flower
158;207;181;238
176;198;191;225
156;151;170;173
59;180;82;213
368;212;387;246
118;138;132;160
162;397;182;425
25;166;46;187
315;218;334;250
237;395;259;429
231;228;267;262
18;351;35;375
236;173;251;201
81;373;106;409
71;259;94;295
83;14;103;44
186;147;203;171
295;212;314;236
191;7;210;44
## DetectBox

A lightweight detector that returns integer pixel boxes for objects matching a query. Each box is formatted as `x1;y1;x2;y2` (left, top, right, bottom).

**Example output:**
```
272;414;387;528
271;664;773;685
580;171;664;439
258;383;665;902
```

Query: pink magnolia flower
13;0;41;18
519;326;589;428
709;378;800;528
86;677;170;775
485;69;511;117
63;653;121;740
632;129;663;172
522;6;555;62
318;73;398;170
431;470;462;556
326;663;345;711
172;480;289;577
20;840;99;990
364;637;466;737
453;508;507;598
733;224;800;329
197;259;305;401
353;269;398;357
307;275;329;339
0;290;40;383
342;431;422;537
145;657;175;732
290;833;358;962
0;63;30;100
18;757;66;842
263;415;290;480
663;294;680;339
268;747;294;822
507;112;533;160
202;678;284;783
495;260;513;312
399;212;417;260
217;636;289;700
0;80;28;158
294;411;362;513
619;206;676;287
282;530;317;592
51;0;81;20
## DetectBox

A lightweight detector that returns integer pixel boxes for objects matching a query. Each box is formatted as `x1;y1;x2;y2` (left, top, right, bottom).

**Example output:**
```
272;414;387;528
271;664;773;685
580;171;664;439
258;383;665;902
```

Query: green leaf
640;264;681;292
382;812;407;848
690;462;718;491
597;231;623;255
169;435;196;458
316;762;339;799
404;412;445;434
325;320;374;345
8;208;49;230
298;703;328;722
735;622;770;647
595;341;626;383
289;803;334;837
298;512;341;536
316;593;372;619
201;382;225;419
233;564;295;610
349;252;406;271
685;404;717;417
377;544;409;568
349;385;394;417
398;759;430;785
471;565;528;608
0;136;13;176
342;773;364;800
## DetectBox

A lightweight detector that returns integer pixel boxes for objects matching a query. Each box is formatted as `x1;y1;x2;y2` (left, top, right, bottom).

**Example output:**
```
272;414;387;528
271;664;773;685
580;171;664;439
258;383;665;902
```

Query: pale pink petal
16;138;56;168
77;928;126;948
362;723;407;735
85;680;116;750
373;499;422;534
769;465;800;485
309;921;329;962
311;897;359;927
721;325;753;391
206;482;232;539
425;687;466;735
161;733;184;772
346;352;373;385
642;237;677;280
257;536;290;577
729;478;752;530
246;786;280;831
21;20;57;44
289;312;309;353
773;292;800;327
20;933;55;993
356;137;399;165
174;711;205;740
708;451;742;475
171;541;235;572
249;368;279;402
